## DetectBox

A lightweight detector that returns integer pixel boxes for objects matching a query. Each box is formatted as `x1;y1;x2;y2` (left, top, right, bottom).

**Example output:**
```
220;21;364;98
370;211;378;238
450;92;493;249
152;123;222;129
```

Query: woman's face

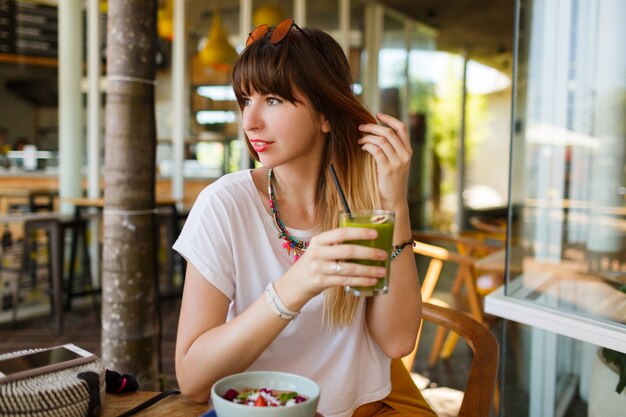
241;89;330;169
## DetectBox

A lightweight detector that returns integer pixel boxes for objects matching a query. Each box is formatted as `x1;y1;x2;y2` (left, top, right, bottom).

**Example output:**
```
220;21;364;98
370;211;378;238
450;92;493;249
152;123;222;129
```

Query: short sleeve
173;186;235;300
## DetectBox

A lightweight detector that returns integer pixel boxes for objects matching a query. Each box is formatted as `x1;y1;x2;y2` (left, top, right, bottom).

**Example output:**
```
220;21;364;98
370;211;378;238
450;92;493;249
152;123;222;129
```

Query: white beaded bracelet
265;282;300;321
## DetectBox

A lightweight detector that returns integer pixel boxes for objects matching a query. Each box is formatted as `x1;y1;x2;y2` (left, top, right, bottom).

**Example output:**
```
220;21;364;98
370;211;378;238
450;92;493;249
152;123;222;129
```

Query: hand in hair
357;113;412;211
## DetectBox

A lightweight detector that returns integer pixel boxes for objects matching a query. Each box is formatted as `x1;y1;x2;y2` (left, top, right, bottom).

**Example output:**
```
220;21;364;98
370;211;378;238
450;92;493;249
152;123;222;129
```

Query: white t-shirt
173;170;390;417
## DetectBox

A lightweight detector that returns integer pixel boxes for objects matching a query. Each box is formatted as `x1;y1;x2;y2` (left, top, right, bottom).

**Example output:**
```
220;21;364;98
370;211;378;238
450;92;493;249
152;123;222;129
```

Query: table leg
48;220;63;334
67;206;81;310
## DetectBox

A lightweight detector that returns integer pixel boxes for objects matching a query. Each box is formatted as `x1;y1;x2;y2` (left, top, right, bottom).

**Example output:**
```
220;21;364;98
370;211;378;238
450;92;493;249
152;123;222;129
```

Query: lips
249;139;272;153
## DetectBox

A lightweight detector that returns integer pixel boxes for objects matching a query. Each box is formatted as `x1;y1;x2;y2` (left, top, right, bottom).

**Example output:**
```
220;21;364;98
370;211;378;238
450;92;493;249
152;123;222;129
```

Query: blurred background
0;1;624;416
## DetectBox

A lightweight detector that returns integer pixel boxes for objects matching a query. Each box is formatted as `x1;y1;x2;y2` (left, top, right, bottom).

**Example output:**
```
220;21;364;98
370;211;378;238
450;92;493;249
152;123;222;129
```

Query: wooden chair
411;235;486;312
413;230;503;295
468;215;507;238
405;302;499;417
410;233;496;365
413;230;504;257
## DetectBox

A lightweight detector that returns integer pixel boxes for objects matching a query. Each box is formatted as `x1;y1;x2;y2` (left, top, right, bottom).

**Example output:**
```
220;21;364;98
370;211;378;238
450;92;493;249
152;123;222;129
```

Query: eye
242;97;251;106
266;97;282;106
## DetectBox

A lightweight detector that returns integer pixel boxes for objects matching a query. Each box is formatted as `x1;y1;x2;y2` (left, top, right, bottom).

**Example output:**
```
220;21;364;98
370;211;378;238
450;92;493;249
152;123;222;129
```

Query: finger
358;134;400;163
329;261;344;275
376;113;409;144
358;123;399;142
358;124;409;156
312;227;378;246
361;139;412;173
361;112;408;140
327;260;387;278
332;276;380;288
360;142;392;172
318;243;387;263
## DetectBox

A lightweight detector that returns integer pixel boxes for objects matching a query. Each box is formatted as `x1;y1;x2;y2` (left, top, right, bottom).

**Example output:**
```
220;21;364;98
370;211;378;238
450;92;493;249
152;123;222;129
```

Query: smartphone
0;343;96;384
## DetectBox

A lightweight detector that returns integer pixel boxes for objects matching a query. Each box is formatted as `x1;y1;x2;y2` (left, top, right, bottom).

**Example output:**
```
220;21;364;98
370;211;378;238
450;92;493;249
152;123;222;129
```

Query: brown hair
233;26;380;328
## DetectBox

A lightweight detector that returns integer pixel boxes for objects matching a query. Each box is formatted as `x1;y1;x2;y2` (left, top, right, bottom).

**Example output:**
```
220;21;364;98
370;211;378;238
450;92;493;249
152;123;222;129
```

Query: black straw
329;164;351;214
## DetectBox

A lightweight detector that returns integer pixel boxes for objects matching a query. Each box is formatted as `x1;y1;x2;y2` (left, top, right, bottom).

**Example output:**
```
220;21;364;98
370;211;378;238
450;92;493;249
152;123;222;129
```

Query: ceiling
197;0;516;73
3;1;516;105
380;0;516;72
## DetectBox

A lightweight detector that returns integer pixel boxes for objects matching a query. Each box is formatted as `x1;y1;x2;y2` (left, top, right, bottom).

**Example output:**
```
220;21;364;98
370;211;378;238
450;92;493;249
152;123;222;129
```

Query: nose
242;100;263;133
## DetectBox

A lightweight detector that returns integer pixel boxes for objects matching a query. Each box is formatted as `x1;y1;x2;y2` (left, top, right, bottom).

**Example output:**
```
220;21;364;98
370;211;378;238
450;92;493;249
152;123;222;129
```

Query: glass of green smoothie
339;210;395;296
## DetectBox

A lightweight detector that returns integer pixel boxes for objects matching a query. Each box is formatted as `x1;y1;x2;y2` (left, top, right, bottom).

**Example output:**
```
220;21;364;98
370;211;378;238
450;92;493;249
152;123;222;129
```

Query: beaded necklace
267;168;309;261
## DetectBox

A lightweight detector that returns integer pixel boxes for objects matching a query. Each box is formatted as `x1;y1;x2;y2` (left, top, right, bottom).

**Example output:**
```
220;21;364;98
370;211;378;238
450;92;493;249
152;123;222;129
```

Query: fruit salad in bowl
211;371;320;416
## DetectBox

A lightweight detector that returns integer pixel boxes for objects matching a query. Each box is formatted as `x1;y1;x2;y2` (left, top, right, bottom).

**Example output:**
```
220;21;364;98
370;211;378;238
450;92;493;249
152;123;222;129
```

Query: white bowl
211;371;320;417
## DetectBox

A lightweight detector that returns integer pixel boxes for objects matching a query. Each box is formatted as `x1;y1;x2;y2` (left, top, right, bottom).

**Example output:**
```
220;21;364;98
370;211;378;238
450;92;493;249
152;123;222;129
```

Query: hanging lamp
198;11;238;72
253;3;285;27
158;0;174;41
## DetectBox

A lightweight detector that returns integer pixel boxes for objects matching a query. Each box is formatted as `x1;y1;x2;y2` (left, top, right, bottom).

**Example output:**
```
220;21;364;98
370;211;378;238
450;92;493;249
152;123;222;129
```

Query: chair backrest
420;302;499;417
413;230;504;300
413;230;503;258
411;238;484;321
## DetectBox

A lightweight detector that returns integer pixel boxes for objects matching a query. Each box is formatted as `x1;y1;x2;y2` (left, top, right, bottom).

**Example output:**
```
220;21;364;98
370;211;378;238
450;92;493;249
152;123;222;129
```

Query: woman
173;19;435;417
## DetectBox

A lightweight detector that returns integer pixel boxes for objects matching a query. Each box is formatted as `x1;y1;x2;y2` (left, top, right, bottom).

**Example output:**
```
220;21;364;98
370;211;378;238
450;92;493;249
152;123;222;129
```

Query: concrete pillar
58;0;84;214
172;0;186;207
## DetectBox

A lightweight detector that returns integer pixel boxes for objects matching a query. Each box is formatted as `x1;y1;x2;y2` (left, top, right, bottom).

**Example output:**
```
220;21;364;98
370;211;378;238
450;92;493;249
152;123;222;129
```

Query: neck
270;165;320;206
268;167;318;230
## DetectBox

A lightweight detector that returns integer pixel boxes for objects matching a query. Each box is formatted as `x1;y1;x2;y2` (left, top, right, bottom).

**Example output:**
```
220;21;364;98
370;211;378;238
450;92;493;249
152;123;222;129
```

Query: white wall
466;87;512;208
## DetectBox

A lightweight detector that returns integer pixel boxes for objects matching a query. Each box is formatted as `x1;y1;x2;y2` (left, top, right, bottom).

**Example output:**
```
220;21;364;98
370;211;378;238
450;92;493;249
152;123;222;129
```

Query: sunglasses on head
246;18;302;47
246;18;326;61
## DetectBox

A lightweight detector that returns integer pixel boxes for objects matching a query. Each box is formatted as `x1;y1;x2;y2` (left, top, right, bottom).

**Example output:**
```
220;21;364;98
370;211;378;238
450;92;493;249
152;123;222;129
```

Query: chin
257;156;284;169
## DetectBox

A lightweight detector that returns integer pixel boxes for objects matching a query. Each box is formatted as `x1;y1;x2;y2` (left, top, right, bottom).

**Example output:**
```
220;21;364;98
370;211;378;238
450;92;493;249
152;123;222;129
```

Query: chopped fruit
222;387;309;407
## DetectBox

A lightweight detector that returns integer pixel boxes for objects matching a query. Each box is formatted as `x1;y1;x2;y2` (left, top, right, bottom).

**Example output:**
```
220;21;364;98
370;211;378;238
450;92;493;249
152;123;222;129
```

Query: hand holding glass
339;210;395;296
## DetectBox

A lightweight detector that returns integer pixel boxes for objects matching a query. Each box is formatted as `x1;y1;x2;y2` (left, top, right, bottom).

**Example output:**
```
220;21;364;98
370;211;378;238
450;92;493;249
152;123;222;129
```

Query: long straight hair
233;25;380;328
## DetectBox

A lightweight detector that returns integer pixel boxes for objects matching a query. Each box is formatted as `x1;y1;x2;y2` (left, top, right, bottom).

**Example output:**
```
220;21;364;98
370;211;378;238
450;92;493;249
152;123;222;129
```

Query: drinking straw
329;164;351;214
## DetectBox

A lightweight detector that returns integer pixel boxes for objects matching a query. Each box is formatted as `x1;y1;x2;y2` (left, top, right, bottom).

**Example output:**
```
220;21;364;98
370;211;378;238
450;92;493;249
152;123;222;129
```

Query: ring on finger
331;261;343;274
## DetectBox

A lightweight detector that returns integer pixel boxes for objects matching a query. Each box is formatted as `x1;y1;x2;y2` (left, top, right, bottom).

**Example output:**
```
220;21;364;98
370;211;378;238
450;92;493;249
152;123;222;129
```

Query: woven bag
0;349;105;417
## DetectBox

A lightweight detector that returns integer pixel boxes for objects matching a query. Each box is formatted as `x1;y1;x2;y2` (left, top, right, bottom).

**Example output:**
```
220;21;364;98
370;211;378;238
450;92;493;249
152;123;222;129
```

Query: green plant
600;284;626;394
418;55;488;231
602;348;626;394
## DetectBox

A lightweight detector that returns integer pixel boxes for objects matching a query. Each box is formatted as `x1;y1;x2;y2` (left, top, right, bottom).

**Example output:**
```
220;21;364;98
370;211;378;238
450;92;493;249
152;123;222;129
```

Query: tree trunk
102;0;160;390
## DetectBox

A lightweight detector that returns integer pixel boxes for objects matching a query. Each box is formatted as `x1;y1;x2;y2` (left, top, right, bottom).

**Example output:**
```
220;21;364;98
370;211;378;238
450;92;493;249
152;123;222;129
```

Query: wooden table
524;198;626;216
102;391;325;416
103;391;211;417
474;246;524;276
0;187;58;213
474;249;506;275
469;215;507;235
0;211;70;224
65;197;179;209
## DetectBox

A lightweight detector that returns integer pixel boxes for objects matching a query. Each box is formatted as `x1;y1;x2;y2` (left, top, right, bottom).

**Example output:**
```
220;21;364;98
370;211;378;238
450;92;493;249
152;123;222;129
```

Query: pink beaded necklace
267;169;309;261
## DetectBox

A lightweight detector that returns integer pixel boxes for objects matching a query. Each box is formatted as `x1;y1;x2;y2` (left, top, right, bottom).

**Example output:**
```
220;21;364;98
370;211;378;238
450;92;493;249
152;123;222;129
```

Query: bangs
232;40;303;108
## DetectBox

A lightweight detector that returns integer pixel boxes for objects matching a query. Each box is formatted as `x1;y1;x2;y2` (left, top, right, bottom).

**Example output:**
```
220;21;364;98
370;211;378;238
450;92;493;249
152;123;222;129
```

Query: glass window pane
407;25;436;228
348;0;366;86
508;0;625;331
181;1;241;178
379;12;406;119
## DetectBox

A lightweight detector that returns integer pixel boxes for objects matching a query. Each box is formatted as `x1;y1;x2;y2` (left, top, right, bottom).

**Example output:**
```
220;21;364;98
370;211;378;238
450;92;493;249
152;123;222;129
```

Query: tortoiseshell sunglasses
246;17;320;53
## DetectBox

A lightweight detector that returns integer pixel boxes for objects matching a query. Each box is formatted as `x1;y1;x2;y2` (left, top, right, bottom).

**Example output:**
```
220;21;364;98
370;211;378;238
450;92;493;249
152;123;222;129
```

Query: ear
320;114;331;133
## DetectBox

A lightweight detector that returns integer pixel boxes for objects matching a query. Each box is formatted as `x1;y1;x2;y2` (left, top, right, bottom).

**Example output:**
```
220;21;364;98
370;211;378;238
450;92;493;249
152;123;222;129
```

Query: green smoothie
339;210;395;296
